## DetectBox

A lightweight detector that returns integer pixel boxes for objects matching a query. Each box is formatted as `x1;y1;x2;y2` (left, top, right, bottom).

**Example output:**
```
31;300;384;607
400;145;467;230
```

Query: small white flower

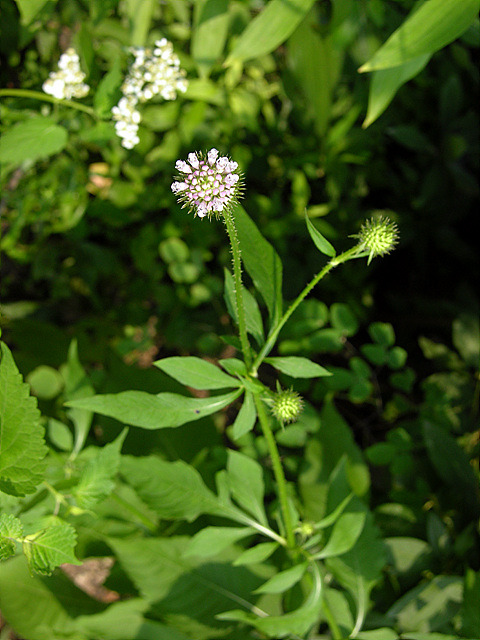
42;47;90;100
171;149;243;220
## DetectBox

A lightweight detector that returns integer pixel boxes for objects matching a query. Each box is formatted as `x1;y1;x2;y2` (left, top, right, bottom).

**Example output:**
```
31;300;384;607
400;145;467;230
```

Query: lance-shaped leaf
66;388;242;430
254;562;308;594
314;512;366;559
233;541;279;566
234;205;283;326
224;269;265;345
231;391;257;440
225;0;317;66
0;342;48;496
305;212;336;257
227;450;267;525
192;0;230;77
154;356;240;390
265;356;331;378
0;513;23;561
23;521;81;575
184;526;255;558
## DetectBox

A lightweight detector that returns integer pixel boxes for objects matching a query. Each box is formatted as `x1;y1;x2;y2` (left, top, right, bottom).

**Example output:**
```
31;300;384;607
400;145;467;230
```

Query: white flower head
42;47;90;100
171;149;243;220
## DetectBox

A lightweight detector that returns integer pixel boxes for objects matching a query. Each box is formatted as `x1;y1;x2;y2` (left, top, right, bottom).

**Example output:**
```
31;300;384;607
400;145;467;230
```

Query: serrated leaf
184;526;255;558
225;0;316;65
224;269;265;345
154;356;240;390
66;388;242;430
234;205;283;326
73;429;127;508
231;391;257;440
305;212;336;257
233;541;279;566
359;0;480;72
0;341;48;496
227;450;267;525
265;356;331;378
23;521;80;575
0;117;68;165
0;513;23;561
121;455;224;522
254;562;308;594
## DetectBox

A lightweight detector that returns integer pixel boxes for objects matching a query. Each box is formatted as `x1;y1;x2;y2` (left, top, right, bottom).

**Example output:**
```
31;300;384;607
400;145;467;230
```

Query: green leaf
121;455;223;521
461;569;480;638
363;54;431;127
314;512;366;559
359;0;480;72
368;322;396;347
305;212;336;257
0;341;48;496
23;521;80;575
227;449;267;525
224;269;265;345
76;599;153;640
254;562;308;594
386;575;463;633
192;0;230;77
94;58;123;118
225;0;317;65
73;429;127;508
0;513;23;561
231;391;257;440
14;0;54;24
155;356;240;390
233;541;279;566
66;388;242;430
0;117;68;165
26;365;63;399
265;356;331;378
234;205;283;326
184;526;255;558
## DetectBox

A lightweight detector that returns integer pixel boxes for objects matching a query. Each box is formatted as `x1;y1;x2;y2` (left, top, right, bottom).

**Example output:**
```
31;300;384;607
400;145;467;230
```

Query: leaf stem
253;394;295;548
250;245;364;375
223;207;252;370
0;89;97;118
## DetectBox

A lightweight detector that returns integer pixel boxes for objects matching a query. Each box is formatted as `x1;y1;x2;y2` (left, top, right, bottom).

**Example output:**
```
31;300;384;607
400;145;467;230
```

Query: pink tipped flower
171;149;243;219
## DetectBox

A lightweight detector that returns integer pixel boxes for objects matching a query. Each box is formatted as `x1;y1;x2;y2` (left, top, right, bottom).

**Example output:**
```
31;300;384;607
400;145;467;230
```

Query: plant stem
322;594;343;640
223;207;252;370
250;245;364;375
254;394;295;548
0;89;97;118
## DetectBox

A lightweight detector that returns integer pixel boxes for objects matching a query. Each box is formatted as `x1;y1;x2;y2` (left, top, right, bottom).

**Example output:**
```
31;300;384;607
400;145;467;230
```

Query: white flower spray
42;48;90;100
112;38;188;149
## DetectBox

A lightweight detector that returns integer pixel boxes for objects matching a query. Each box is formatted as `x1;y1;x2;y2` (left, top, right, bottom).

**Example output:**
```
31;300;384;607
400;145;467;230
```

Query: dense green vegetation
0;1;479;639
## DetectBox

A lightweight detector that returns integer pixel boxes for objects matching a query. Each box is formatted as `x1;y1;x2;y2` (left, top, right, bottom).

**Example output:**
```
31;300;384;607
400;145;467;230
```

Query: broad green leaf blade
14;0;53;25
192;0;230;77
184;526;255;558
305;212;336;257
121;455;223;521
254;562;308;594
0;514;23;561
94;58;123;119
225;0;316;65
154;356;240;390
109;535;268;632
23;521;80;575
0;117;68;165
234;205;283;326
66;388;241;430
231;391;257;440
363;54;431;127
227;450;267;525
314;512;366;559
76;599;154;640
73;429;127;508
233;541;279;566
224;269;265;345
359;0;480;72
265;356;331;378
0;342;48;496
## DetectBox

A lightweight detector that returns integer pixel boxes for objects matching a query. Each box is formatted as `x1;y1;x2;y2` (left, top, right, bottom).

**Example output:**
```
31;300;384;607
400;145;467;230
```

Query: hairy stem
223;207;252;369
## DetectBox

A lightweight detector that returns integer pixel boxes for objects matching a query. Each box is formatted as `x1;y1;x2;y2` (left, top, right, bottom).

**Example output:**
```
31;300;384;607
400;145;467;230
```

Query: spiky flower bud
353;215;399;265
270;388;304;425
171;149;243;219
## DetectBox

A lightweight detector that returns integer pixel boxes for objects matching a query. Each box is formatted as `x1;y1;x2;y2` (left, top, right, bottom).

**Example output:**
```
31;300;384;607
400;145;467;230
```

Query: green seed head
354;215;399;265
271;388;304;425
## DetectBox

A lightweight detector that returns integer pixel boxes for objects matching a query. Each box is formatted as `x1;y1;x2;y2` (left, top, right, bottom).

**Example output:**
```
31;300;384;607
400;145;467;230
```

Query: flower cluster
354;215;399;264
112;38;187;149
42;48;90;100
171;149;242;219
